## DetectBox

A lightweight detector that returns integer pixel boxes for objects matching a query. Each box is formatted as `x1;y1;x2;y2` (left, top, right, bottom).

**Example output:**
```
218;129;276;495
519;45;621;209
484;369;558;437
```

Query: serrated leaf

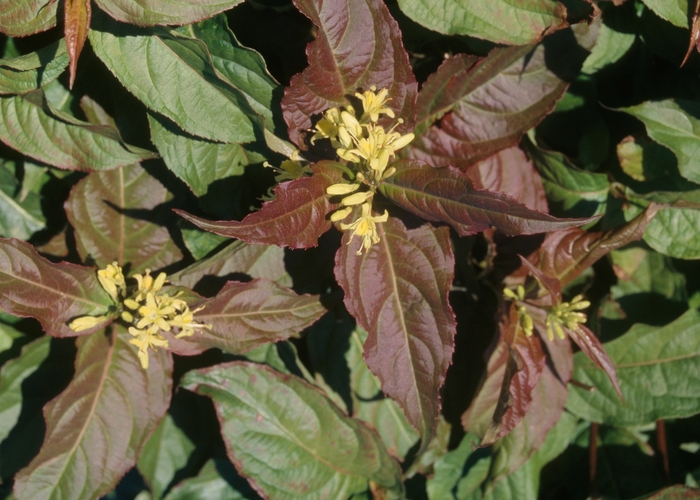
567;308;700;425
282;0;417;147
0;238;114;337
465;146;548;212
94;0;244;26
175;162;345;249
427;433;491;500
168;279;325;355
0;0;57;37
396;0;568;45
644;206;700;259
64;0;91;89
164;459;258;500
148;113;249;197
620;99;700;184
405;42;577;169
528;141;609;219
532;204;660;286
0;90;158;171
0;161;45;240
13;327;172;500
183;362;404;499
380;160;595;237
0;40;69;95
89;12;256;144
641;0;688;28
64;163;183;273
335;216;456;445
171;241;290;291
581;20;636;75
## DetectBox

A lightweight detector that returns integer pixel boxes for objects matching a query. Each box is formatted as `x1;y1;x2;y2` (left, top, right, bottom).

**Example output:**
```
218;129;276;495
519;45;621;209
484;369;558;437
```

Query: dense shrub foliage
1;0;700;498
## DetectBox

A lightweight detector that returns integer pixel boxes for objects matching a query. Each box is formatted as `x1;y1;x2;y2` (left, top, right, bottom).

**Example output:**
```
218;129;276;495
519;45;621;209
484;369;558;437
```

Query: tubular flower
356;85;395;122
340;203;389;255
545;294;591;341
69;263;211;369
97;261;125;302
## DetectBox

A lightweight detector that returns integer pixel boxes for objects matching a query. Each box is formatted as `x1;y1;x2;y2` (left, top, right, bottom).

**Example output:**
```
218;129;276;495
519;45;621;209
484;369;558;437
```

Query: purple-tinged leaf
405;43;576;169
569;324;622;398
164;279;326;356
0;238;114;338
13;326;172;500
476;306;546;447
519;256;562;303
64;0;91;89
0;91;158;171
465;146;548;212
282;0;417;147
531;204;660;287
175;162;346;249
65;163;183;274
94;0;244;27
334;216;456;444
0;0;57;37
170;241;290;291
380;160;596;237
183;362;404;498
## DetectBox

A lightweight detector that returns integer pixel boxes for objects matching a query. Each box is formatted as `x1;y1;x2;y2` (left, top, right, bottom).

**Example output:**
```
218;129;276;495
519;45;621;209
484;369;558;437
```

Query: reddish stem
656;420;671;483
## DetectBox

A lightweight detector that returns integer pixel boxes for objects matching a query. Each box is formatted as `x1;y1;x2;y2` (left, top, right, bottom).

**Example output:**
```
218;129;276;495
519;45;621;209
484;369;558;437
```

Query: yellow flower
340;190;373;206
330;206;353;222
356;86;395;122
169;306;211;338
137;292;176;332
69;314;111;332
326;183;360;196
311;107;343;145
545;295;591;341
97;262;125;302
128;326;168;369
133;269;166;302
340;203;389;255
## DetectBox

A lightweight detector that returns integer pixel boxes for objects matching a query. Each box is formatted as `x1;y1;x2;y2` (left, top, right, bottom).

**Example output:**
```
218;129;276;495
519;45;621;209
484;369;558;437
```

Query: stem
656;420;671;483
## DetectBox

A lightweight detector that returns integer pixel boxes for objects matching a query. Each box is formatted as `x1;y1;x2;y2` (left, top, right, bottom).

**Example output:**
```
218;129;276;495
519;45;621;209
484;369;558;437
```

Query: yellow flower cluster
69;262;211;369
312;86;414;254
502;286;591;341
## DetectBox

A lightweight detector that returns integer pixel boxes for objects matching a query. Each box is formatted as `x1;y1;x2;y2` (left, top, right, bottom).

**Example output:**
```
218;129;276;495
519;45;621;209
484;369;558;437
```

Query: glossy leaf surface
567;308;700;425
405;44;575;169
380;160;594;237
64;163;183;273
90;13;256;144
396;0;568;45
182;361;404;499
0;239;113;337
641;0;688;27
94;0;244;26
282;0;417;147
644;206;700;259
176;162;345;249
335;216;456;443
13;327;172;500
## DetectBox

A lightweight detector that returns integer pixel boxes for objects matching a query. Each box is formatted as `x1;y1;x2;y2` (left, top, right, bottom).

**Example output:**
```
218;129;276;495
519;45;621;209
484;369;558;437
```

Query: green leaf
620;100;700;184
148;113;249;197
581;20;636;75
0;161;45;240
335;216;456;446
170;240;291;292
89;13;256;144
182;361;405;499
528;141;609;219
64;163;183;273
0;90;158;171
641;0;688;28
0;40;69;95
405;40;580;169
0;0;57;37
396;0;568;45
282;0;417;147
644;206;700;259
380;160;597;237
567;308;700;425
164;459;259;500
176;162;346;249
427;433;491;500
94;0;244;27
0;238;114;337
181;226;228;261
13;327;172;500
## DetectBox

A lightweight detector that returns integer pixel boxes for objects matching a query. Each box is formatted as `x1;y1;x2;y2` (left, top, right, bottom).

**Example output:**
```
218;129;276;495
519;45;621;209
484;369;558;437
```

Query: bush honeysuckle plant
2;0;700;498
